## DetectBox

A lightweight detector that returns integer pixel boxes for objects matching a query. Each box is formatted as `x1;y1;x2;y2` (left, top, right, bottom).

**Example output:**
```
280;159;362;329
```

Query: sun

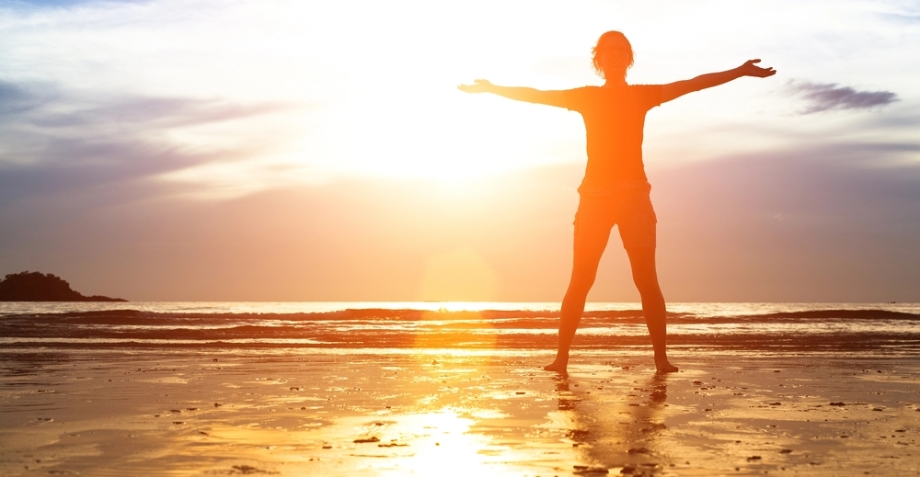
324;81;558;182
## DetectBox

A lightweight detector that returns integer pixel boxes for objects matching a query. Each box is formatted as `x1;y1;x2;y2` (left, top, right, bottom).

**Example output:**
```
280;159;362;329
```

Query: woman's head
592;31;634;80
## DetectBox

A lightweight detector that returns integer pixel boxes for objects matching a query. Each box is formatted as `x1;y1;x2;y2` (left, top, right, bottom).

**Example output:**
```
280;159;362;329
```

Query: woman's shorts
573;183;657;251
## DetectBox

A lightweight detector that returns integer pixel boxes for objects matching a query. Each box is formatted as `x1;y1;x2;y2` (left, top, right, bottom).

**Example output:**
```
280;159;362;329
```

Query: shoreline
2;350;919;476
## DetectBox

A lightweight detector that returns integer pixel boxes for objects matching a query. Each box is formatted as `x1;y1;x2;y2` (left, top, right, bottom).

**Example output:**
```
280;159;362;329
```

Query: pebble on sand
573;464;609;475
230;465;272;474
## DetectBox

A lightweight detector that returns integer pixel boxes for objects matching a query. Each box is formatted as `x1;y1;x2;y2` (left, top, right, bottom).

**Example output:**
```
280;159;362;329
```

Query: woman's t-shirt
561;85;663;193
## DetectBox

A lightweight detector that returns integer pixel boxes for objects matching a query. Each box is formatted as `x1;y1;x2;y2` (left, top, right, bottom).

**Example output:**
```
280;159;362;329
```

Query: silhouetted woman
460;31;775;374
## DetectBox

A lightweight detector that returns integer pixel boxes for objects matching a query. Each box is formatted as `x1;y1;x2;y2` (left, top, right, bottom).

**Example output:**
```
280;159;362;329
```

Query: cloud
29;96;290;129
0;79;290;131
0;80;56;116
787;80;898;114
0;78;299;207
2;0;146;9
650;142;920;301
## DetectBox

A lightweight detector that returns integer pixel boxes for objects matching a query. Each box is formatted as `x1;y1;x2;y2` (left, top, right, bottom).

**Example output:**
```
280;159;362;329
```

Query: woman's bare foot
544;359;568;374
655;359;678;374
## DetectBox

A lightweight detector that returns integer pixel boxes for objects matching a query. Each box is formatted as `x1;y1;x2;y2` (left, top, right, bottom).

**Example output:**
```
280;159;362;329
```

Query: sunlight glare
325;82;575;182
419;248;501;301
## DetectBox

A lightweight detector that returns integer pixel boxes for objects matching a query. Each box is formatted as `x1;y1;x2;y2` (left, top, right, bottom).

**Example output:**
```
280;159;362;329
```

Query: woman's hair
592;31;634;79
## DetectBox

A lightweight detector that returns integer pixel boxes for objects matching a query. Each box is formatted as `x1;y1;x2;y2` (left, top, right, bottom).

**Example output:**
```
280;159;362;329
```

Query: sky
0;0;918;302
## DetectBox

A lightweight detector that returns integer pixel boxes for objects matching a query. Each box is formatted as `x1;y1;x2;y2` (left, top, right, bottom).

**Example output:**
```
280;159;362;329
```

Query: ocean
4;302;920;476
3;302;919;357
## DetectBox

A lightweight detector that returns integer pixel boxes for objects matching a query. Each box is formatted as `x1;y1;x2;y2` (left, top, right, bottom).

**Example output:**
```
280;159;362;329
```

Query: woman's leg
544;244;607;373
625;245;678;374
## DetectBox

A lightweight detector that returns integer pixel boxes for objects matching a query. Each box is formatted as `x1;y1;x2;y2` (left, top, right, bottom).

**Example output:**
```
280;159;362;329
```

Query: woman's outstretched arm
458;79;568;108
661;59;776;103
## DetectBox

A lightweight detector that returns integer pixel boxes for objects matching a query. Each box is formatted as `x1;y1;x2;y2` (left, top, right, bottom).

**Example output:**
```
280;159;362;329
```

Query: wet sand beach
2;349;919;476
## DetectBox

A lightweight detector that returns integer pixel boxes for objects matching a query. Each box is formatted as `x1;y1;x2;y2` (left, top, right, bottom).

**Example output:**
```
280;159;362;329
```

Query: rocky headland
0;271;126;302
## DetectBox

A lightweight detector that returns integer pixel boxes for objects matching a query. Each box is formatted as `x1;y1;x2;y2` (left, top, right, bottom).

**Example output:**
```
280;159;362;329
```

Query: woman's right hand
457;79;494;93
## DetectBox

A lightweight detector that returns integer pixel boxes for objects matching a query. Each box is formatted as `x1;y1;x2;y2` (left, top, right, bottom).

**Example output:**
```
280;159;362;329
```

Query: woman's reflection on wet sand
555;373;673;475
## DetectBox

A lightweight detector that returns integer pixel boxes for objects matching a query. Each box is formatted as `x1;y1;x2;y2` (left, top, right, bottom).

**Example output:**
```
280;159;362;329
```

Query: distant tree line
0;271;125;302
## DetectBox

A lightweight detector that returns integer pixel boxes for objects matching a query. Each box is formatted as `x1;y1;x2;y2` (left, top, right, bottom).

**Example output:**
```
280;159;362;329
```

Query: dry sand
1;350;919;476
